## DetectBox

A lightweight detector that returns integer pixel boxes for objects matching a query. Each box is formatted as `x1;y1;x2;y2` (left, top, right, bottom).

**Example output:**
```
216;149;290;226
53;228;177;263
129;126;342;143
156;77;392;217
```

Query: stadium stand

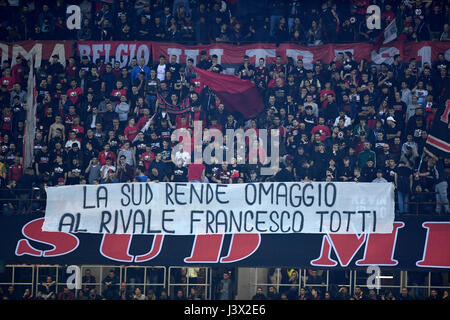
0;0;449;301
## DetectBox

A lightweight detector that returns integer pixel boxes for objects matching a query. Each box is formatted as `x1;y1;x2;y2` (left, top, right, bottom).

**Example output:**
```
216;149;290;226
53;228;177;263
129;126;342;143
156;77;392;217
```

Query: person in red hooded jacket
66;79;83;109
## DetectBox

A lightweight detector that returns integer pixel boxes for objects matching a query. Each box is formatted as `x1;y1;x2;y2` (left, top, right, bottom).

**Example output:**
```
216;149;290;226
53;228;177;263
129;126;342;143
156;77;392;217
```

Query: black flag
426;100;450;157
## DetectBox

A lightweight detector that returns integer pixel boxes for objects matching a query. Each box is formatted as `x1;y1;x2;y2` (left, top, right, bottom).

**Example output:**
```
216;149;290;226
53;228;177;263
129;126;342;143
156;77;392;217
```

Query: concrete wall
236;268;268;300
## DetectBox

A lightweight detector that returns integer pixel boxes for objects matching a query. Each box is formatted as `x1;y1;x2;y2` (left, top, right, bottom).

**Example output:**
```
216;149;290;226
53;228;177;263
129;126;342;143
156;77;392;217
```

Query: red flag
193;67;264;119
425;100;450;157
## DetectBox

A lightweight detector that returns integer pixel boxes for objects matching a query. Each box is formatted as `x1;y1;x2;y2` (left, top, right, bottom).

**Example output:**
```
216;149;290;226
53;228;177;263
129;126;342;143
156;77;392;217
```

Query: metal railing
123;265;167;298
404;271;450;298
251;268;450;299
0;264;216;300
2;265;449;299
0;264;35;296
167;266;212;300
353;269;403;298
253;268;352;298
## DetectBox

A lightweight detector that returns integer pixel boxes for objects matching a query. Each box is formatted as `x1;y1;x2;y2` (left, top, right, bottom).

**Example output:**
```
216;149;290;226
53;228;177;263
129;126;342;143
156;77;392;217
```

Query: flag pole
416;149;425;173
24;57;36;169
207;87;212;113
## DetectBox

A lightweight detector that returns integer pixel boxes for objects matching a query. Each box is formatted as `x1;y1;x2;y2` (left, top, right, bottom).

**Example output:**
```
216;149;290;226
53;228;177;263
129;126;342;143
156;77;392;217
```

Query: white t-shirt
157;64;166;82
414;89;428;105
175;151;191;167
65;139;81;149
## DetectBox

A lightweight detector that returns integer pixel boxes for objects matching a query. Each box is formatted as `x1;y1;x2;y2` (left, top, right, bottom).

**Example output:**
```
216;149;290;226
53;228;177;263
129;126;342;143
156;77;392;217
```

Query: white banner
42;182;395;235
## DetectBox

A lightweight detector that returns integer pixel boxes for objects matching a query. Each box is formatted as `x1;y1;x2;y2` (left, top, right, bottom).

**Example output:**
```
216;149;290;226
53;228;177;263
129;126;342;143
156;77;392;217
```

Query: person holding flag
374;7;405;50
423;146;449;215
420;100;450;214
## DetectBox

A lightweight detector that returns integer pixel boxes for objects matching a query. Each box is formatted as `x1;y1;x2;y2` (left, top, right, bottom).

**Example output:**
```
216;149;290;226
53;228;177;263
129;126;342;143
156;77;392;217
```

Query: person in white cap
385;116;401;143
386;116;396;122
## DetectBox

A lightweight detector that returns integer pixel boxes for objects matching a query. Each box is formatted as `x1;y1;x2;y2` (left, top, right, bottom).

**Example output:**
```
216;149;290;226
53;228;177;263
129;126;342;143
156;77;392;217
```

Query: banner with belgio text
43;182;395;235
1;40;449;71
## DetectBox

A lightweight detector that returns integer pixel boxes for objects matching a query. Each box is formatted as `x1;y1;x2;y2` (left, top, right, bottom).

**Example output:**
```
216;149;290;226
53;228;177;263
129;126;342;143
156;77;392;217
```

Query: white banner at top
42;181;395;235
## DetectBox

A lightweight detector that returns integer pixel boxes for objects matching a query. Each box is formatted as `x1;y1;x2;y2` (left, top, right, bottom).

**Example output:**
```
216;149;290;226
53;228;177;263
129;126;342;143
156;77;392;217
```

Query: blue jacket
131;65;151;82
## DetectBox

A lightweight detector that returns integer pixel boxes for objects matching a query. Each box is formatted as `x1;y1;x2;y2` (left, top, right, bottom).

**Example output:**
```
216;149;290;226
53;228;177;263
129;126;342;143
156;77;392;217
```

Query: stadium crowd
2;283;449;300
0;0;449;216
1;285;448;300
0;0;450;43
0;0;449;301
1;267;449;300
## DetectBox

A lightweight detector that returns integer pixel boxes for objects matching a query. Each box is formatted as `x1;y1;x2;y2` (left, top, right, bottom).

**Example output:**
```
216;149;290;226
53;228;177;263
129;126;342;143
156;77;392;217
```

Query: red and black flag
426;100;450;157
193;67;264;119
156;94;191;115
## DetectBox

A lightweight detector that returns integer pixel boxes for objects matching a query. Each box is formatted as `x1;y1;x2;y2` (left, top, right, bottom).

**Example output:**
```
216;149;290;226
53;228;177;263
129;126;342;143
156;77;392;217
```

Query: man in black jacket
267;286;281;300
16;167;35;214
252;287;267;300
47;54;64;77
0;179;17;216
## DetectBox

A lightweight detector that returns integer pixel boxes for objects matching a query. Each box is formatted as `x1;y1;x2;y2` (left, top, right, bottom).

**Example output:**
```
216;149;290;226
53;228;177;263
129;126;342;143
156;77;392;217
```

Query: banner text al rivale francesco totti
42;182;395;235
